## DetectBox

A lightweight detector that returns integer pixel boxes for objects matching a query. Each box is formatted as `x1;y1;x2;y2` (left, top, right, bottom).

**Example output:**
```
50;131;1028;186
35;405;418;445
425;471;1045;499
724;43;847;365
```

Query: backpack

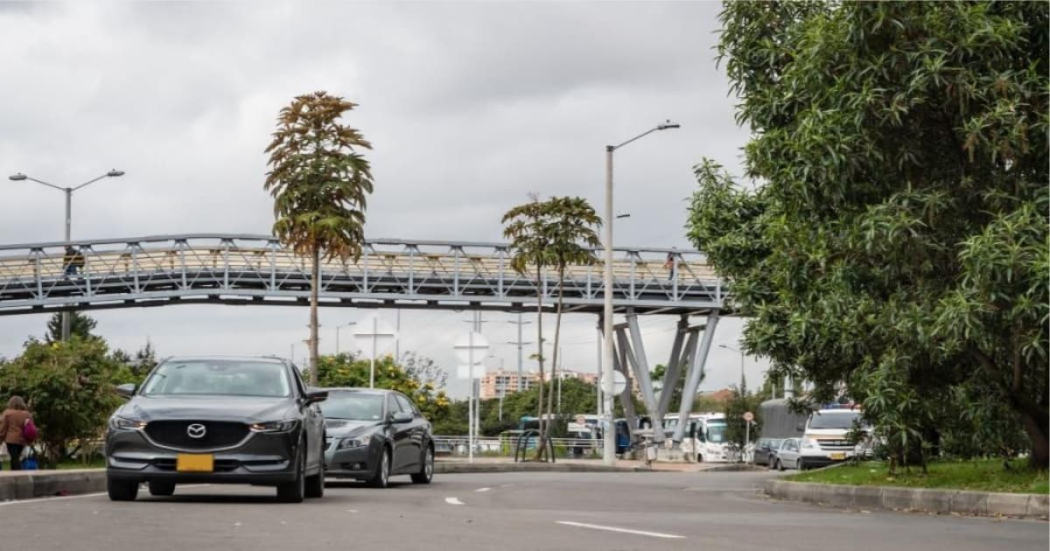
22;418;38;443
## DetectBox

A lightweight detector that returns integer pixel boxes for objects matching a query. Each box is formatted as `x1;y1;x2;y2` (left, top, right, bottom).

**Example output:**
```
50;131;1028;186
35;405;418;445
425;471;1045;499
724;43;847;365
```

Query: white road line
445;497;464;505
0;483;211;508
555;521;685;540
474;487;491;493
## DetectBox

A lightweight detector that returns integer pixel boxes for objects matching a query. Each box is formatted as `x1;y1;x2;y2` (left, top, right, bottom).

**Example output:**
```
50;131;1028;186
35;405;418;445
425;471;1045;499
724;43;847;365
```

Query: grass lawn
788;458;1049;494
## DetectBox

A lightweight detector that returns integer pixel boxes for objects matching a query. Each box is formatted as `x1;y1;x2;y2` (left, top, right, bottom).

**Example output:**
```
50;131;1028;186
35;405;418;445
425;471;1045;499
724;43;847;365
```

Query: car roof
323;387;394;395
162;355;288;364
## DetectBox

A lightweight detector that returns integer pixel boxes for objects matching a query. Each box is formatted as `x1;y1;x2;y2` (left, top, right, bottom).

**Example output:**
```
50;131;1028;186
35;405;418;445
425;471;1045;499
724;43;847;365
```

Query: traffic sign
608;371;627;395
453;332;490;365
743;411;754;422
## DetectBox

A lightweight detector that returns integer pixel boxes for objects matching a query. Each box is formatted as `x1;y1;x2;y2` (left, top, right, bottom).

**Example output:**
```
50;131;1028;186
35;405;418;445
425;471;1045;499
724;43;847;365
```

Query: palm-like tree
502;195;552;450
264;91;374;385
503;195;601;458
541;197;601;427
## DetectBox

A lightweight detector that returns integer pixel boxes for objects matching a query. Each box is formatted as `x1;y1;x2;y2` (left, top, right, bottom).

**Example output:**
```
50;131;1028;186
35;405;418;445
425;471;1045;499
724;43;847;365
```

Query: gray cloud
0;1;761;399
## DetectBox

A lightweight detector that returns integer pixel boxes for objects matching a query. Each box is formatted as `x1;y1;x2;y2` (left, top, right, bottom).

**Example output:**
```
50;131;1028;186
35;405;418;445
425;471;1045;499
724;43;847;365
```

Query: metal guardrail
0;234;724;316
432;435;602;460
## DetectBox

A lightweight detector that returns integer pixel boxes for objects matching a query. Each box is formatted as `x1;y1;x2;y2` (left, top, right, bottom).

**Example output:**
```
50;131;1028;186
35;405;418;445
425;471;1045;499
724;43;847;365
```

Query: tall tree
541;196;601;435
264;91;374;385
690;2;1048;468
502;195;552;454
45;311;98;343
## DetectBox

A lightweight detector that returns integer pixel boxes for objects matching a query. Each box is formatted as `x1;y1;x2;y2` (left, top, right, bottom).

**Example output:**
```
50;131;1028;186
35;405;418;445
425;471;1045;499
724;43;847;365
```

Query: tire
107;477;139;502
696;454;703;463
148;481;175;497
305;440;325;499
277;441;306;503
411;445;434;484
776;459;785;472
797;459;806;471
366;447;391;489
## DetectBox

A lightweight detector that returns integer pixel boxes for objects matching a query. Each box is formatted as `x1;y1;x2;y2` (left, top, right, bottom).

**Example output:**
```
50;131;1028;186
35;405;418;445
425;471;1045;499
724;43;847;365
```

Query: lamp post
602;121;679;466
8;169;125;341
719;344;746;388
335;322;357;354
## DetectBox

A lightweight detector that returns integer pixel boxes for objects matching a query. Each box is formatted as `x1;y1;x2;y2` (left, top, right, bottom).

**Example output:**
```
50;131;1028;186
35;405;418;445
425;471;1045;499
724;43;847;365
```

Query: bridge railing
0;234;723;312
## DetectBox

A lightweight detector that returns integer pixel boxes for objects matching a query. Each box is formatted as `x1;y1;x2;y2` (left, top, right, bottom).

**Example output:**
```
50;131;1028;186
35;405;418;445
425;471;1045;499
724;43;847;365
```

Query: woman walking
0;396;33;470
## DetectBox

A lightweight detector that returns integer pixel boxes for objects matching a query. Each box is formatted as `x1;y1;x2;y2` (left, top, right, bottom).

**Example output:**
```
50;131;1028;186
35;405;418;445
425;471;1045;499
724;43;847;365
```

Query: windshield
141;360;291;398
321;393;385;421
706;422;727;443
809;410;865;430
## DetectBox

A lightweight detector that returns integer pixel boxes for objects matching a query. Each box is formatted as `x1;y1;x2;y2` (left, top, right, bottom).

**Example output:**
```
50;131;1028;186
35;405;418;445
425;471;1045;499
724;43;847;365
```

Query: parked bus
662;412;733;462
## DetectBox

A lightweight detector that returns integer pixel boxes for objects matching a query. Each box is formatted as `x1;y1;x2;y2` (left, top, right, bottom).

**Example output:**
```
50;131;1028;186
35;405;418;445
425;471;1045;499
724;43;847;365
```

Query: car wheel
148;481;175;497
776;459;785;472
411;445;434;484
797;458;806;471
366;447;391;489
107;477;139;502
696;454;703;463
277;441;306;503
305;440;325;499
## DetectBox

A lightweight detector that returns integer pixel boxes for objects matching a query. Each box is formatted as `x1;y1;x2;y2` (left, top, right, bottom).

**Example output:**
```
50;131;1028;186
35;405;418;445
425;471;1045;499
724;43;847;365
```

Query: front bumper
105;426;300;485
324;438;381;478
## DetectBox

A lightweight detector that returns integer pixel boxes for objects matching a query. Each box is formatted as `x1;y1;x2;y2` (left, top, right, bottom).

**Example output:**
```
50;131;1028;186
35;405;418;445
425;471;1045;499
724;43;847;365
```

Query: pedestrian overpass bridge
0;233;728;447
0;233;723;317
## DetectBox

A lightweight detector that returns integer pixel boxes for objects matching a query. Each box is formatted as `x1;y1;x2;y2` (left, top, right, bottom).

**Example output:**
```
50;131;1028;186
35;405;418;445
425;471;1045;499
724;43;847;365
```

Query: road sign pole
468;332;474;464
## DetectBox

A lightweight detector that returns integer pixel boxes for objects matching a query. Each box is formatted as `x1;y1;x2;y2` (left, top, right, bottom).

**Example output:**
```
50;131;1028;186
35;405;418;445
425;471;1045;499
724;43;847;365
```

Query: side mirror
116;383;136;398
304;389;328;404
390;411;413;424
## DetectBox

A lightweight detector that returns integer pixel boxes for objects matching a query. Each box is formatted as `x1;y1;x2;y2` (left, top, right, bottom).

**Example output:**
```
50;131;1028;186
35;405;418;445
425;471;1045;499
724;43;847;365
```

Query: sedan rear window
321;393;385;421
141;360;291;398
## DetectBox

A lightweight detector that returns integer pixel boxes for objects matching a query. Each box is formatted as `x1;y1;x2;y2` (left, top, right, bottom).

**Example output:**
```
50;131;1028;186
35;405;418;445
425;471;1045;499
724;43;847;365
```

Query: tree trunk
533;265;547;460
545;268;565;440
1012;395;1049;470
308;246;321;386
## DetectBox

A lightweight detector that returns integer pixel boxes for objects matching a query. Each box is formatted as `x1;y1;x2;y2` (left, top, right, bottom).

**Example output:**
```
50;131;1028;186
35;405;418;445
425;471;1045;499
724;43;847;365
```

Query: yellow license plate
176;454;214;472
830;452;846;461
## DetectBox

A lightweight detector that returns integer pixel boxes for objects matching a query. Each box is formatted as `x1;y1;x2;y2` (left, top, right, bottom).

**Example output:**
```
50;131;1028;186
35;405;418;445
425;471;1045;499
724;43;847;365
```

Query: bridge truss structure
0;234;724;317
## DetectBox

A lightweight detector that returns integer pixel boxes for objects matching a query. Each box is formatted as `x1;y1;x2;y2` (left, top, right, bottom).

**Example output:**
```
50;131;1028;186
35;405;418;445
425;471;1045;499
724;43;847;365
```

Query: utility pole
507;313;533;391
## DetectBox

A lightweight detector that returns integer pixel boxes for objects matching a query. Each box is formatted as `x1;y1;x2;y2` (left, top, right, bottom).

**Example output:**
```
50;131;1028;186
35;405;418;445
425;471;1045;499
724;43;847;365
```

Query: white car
771;437;837;471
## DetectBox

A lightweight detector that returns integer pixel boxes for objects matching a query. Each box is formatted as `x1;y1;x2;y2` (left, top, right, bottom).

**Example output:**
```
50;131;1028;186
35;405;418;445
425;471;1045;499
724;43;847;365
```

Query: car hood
325;419;382;437
119;395;295;423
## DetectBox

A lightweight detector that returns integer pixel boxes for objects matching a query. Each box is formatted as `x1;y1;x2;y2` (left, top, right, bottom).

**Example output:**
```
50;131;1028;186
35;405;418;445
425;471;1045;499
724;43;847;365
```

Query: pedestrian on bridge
0;396;33;471
63;246;80;277
664;249;676;281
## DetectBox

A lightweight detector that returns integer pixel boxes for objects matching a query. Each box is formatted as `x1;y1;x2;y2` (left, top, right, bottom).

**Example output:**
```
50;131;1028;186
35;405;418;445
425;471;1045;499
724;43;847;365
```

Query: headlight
338;434;372;449
249;420;298;433
110;416;147;430
802;438;820;450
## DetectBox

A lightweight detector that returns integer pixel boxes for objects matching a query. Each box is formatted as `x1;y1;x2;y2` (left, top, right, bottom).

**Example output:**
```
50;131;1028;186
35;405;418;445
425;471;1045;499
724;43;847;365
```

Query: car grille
815;439;854;451
145;421;250;450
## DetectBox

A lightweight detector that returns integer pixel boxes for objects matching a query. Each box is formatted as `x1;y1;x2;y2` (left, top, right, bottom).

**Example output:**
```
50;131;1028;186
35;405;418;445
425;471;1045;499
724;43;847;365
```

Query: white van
800;405;872;464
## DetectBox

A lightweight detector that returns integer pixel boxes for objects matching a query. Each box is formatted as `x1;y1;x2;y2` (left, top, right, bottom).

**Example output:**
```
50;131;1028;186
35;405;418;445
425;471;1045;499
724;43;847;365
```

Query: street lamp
602;121;679;466
719;344;747;388
8;169;125;341
335;322;357;354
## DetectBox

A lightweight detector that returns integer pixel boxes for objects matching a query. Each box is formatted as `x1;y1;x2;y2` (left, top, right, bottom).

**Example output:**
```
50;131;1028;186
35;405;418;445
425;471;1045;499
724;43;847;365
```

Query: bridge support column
672;311;720;446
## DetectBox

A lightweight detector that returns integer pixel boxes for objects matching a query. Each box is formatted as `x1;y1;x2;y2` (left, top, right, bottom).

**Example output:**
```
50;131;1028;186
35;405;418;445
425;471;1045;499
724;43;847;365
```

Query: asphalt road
2;471;1046;551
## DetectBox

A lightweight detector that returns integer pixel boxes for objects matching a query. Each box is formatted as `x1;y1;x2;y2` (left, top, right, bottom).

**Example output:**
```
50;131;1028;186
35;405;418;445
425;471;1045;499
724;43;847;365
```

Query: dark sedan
322;388;434;487
105;356;328;503
753;438;785;467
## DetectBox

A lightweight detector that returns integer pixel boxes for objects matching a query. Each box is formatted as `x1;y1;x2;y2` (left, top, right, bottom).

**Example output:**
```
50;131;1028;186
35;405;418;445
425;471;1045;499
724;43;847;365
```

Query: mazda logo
186;423;207;439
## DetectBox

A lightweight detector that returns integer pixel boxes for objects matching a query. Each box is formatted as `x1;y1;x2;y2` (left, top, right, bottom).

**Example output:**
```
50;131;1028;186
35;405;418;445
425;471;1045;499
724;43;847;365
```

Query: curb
0;469;106;501
435;462;644;474
764;479;1050;520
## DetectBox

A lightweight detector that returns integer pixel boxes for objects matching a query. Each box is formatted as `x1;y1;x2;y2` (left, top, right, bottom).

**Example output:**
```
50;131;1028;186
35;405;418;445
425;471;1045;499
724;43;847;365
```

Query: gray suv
105;356;327;503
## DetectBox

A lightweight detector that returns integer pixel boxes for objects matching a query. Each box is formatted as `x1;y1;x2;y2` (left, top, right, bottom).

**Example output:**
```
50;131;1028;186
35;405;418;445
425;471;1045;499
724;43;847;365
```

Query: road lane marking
445;497;464;505
555;521;685;540
0;484;211;507
474;487;491;492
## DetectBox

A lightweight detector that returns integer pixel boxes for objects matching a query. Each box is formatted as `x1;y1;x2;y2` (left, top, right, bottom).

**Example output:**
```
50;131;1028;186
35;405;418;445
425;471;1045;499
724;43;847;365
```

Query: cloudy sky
0;1;765;398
